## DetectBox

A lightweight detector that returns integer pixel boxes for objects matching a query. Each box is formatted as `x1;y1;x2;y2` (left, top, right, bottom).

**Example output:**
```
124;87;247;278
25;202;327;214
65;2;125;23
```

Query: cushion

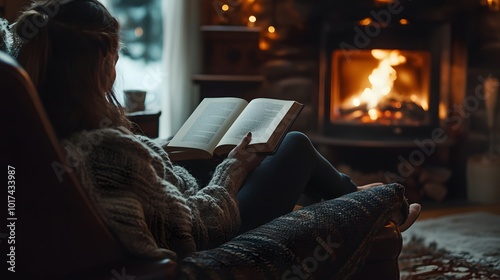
178;183;409;279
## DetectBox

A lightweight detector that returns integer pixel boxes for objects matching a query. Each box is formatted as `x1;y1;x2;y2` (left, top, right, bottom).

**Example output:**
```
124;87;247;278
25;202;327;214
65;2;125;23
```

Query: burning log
377;97;427;121
339;103;368;115
338;94;427;124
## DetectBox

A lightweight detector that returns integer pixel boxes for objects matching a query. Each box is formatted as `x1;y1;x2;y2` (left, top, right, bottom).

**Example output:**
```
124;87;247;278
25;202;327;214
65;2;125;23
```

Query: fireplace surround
318;7;453;141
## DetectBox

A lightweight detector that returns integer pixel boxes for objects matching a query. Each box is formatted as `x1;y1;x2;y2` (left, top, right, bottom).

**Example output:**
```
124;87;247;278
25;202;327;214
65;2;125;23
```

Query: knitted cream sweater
62;128;247;260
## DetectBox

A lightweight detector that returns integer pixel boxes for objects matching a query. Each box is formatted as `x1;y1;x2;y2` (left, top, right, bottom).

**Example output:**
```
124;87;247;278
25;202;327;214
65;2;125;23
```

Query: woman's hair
14;0;130;138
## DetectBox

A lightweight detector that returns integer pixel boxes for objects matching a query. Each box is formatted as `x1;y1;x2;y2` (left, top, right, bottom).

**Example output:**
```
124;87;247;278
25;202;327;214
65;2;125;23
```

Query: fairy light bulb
359;17;372;26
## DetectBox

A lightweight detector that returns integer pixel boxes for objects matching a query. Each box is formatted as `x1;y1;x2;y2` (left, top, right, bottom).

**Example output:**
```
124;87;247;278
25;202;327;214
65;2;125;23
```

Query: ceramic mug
124;89;147;112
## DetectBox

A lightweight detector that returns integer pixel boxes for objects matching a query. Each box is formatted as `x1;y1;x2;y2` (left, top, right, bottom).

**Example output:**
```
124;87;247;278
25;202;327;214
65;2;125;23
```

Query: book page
167;98;247;153
217;98;294;149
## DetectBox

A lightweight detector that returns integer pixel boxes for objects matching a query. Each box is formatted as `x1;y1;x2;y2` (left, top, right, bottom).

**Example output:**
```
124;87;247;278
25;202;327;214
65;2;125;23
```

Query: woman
11;0;420;261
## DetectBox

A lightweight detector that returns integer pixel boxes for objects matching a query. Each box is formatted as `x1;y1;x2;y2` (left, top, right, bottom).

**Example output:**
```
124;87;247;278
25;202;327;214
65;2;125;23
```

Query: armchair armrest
353;221;402;280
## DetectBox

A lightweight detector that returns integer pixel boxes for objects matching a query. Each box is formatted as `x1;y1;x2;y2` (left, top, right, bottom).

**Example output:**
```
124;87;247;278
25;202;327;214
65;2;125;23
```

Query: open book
166;97;304;161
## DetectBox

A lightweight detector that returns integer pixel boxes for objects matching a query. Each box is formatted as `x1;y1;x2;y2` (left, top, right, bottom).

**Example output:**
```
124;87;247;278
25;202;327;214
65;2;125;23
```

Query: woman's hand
228;132;265;174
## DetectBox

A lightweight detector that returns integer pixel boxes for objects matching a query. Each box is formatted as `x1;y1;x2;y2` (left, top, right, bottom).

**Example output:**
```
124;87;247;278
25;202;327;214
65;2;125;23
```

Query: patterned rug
399;212;500;280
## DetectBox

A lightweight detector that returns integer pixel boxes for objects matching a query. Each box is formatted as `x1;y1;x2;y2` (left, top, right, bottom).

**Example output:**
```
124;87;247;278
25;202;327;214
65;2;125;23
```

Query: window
101;0;164;109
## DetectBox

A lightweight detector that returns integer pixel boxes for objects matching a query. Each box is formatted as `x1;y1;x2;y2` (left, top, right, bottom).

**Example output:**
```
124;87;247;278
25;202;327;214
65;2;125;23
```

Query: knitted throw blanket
179;183;408;280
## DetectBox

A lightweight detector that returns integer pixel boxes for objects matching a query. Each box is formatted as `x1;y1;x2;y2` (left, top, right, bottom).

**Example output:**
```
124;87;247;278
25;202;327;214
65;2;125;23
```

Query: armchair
1;50;404;280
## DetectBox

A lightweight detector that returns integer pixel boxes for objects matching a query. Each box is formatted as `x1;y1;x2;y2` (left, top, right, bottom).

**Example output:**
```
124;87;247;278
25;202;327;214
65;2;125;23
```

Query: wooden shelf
192;74;264;102
192;74;264;83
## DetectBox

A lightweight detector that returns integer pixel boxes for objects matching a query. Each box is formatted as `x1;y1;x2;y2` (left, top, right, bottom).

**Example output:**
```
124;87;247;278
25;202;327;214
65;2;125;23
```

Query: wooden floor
417;200;500;221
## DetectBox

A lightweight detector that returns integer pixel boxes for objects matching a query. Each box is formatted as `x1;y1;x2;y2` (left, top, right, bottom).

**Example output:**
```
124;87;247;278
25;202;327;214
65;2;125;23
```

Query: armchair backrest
1;51;125;277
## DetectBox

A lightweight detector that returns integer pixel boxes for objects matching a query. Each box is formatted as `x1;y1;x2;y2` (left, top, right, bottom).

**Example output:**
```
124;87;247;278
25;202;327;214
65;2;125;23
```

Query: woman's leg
236;131;357;233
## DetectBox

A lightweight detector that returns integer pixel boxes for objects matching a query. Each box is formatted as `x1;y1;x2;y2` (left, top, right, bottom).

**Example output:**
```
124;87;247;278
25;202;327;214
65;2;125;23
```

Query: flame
336;49;431;125
349;50;406;120
368;109;379;120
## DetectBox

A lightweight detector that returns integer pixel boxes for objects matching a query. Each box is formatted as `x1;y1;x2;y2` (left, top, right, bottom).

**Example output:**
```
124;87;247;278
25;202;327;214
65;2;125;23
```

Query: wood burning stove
319;17;451;140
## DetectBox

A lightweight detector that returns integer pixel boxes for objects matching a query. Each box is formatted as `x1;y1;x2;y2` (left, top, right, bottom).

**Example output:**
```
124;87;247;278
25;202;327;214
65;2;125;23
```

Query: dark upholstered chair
1;50;403;280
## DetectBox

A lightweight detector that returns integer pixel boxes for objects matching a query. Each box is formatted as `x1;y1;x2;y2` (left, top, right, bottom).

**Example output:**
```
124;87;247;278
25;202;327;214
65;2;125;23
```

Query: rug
399;212;500;279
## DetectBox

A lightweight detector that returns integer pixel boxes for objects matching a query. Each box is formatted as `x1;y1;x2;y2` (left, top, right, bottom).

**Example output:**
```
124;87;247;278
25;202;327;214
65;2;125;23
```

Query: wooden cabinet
194;25;264;102
126;110;161;139
201;25;261;75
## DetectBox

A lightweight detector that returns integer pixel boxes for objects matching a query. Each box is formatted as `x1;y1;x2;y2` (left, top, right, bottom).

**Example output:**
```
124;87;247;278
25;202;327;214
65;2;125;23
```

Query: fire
332;48;431;126
368;109;379;120
350;50;406;119
341;49;428;124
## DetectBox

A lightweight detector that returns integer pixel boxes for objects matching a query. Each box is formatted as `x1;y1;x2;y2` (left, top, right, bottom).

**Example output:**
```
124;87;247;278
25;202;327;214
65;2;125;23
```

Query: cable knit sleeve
185;158;247;250
136;134;248;250
64;129;183;259
67;129;246;259
135;134;199;196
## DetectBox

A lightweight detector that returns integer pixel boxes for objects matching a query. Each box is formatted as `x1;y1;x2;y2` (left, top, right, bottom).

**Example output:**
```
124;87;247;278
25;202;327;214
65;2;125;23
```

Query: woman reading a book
8;0;420;264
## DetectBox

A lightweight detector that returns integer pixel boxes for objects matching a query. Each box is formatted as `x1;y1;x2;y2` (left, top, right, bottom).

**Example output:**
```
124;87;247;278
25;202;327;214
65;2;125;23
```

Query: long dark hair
15;0;130;138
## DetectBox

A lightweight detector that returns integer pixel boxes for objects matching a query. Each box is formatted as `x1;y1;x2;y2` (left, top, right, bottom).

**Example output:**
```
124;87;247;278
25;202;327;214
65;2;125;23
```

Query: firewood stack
419;165;452;202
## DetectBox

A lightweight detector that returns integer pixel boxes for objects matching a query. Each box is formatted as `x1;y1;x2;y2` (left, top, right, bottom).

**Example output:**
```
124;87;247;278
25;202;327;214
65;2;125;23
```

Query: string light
221;4;229;12
399;18;409;25
249;15;257;23
359;17;372;26
259;40;270;50
268;25;276;33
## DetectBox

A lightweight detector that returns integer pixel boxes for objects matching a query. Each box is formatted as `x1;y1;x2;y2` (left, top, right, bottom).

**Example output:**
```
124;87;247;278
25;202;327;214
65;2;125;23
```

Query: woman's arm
137;133;249;250
184;158;247;249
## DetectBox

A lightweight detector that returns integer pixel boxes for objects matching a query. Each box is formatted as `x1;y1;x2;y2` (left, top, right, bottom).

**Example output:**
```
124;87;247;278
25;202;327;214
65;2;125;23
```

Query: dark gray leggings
236;131;357;233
